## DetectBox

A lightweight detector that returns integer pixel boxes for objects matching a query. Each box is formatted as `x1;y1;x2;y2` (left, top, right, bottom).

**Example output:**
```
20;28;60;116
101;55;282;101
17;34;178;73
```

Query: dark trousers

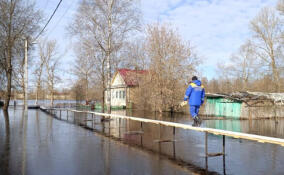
190;105;200;118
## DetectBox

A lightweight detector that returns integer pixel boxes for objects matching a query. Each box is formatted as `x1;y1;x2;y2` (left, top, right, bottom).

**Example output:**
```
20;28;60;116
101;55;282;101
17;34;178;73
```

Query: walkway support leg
223;135;226;175
173;126;176;159
92;113;94;128
205;132;208;172
140;122;143;146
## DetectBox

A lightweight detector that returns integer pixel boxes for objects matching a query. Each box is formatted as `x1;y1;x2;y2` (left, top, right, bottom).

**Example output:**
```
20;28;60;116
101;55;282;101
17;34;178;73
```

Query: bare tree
120;39;149;70
70;0;140;113
43;40;61;106
12;54;25;98
141;23;199;112
277;0;284;14
220;40;258;91
0;0;41;111
250;7;283;92
72;42;96;102
33;39;47;105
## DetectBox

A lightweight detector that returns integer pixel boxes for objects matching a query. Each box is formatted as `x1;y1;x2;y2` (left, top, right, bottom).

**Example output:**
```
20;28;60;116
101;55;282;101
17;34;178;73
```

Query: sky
35;0;278;85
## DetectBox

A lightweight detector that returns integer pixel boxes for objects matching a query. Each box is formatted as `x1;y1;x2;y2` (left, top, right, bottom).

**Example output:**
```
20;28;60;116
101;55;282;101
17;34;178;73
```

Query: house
105;69;147;108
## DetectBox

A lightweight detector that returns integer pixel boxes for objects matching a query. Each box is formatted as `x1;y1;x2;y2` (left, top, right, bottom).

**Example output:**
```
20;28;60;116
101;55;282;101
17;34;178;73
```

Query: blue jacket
184;80;205;106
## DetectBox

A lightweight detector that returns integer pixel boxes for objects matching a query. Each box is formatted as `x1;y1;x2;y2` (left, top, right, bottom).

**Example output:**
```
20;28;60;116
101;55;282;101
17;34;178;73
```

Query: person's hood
192;80;201;86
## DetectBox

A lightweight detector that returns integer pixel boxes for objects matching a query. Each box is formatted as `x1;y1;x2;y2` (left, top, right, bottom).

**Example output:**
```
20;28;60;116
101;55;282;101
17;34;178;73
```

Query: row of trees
0;0;42;111
132;24;199;112
212;0;284;93
35;39;61;106
0;0;62;111
70;0;141;112
69;0;200;112
4;0;281;113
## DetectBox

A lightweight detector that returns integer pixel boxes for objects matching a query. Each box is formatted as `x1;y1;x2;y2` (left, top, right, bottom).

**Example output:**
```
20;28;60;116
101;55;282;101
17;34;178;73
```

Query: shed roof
206;91;284;106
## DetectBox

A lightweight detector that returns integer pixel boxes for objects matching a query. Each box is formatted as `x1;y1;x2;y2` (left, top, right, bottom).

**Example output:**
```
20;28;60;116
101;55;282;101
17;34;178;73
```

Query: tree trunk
271;50;280;92
102;90;105;113
35;84;39;105
85;75;88;102
3;47;12;111
4;69;12;111
101;61;105;113
271;61;280;92
51;91;54;107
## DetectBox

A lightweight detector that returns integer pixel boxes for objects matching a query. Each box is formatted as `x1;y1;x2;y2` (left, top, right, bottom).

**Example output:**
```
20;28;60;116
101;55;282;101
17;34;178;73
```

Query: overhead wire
33;0;63;41
46;0;77;37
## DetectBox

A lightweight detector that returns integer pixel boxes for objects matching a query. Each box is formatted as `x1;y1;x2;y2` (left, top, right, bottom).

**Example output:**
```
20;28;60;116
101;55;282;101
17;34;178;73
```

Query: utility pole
24;38;28;111
106;0;113;114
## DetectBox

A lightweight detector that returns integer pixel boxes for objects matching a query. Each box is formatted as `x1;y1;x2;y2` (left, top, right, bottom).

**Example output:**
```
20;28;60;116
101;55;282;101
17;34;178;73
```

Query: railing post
140;122;143;146
67;110;69;121
119;118;121;138
60;110;61;119
85;112;87;126
92;113;94;129
223;135;226;175
159;124;161;153
205;131;208;172
173;126;176;159
108;116;111;136
223;135;225;155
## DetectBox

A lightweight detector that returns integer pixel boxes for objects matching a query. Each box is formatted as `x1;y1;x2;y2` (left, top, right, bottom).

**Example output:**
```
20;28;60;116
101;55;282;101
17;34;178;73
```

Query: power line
47;0;77;37
34;0;63;41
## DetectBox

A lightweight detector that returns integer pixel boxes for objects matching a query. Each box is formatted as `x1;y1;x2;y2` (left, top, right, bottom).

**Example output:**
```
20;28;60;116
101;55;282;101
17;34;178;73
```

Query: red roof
117;69;147;86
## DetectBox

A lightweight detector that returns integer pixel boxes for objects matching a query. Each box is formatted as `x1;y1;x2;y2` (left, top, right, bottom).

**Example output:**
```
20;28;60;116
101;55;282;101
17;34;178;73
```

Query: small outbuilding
200;92;284;119
105;69;147;109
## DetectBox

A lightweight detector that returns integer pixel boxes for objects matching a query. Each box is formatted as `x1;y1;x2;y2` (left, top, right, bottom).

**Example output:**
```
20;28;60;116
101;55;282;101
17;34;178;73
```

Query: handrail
43;107;284;147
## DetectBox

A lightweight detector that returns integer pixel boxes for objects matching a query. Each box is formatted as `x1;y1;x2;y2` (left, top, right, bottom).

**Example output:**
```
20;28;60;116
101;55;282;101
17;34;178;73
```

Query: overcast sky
35;0;278;84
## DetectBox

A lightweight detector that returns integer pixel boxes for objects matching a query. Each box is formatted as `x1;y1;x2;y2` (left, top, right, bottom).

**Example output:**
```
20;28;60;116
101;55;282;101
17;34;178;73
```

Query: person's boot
196;116;202;126
192;116;198;126
198;117;202;126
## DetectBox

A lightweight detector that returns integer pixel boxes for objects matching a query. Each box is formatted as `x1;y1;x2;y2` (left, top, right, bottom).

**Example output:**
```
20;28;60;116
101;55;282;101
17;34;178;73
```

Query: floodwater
1;106;284;175
115;109;284;139
0;108;202;175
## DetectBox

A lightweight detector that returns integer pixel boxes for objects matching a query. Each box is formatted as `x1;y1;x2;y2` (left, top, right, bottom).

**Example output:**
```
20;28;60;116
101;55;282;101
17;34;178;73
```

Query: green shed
204;94;242;119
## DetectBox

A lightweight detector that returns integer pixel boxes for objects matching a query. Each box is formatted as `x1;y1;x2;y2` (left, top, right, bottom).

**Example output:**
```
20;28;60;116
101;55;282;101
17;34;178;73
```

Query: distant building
105;69;147;108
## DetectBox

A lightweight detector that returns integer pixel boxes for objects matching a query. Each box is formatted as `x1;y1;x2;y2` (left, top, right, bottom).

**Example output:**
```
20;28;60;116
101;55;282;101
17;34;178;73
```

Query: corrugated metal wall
204;97;242;118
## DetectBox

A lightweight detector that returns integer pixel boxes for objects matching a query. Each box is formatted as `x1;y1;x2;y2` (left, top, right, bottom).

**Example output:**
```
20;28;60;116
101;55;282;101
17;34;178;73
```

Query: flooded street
0;108;193;175
1;107;284;175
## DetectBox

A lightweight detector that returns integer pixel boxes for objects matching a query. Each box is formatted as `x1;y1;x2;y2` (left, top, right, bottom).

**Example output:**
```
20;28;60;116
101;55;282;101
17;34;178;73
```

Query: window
123;91;125;99
119;91;121;98
116;91;118;98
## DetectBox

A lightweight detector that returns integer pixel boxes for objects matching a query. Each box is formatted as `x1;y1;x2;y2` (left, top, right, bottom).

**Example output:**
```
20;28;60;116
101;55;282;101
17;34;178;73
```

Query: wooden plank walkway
40;106;284;147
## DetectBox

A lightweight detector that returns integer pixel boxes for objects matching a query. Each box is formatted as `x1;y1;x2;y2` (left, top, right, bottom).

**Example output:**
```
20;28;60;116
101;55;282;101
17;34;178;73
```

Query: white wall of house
105;73;127;107
111;88;126;106
112;73;124;86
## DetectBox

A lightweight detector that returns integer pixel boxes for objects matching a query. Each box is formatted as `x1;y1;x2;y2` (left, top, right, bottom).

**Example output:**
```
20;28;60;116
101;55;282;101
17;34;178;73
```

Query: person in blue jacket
184;76;205;126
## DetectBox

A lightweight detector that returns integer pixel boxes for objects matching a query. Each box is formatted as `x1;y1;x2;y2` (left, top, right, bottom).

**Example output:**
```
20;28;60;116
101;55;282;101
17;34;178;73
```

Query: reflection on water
97;109;284;174
49;108;284;175
0;111;10;175
110;109;284;139
1;107;284;175
0;109;200;175
205;119;284;138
